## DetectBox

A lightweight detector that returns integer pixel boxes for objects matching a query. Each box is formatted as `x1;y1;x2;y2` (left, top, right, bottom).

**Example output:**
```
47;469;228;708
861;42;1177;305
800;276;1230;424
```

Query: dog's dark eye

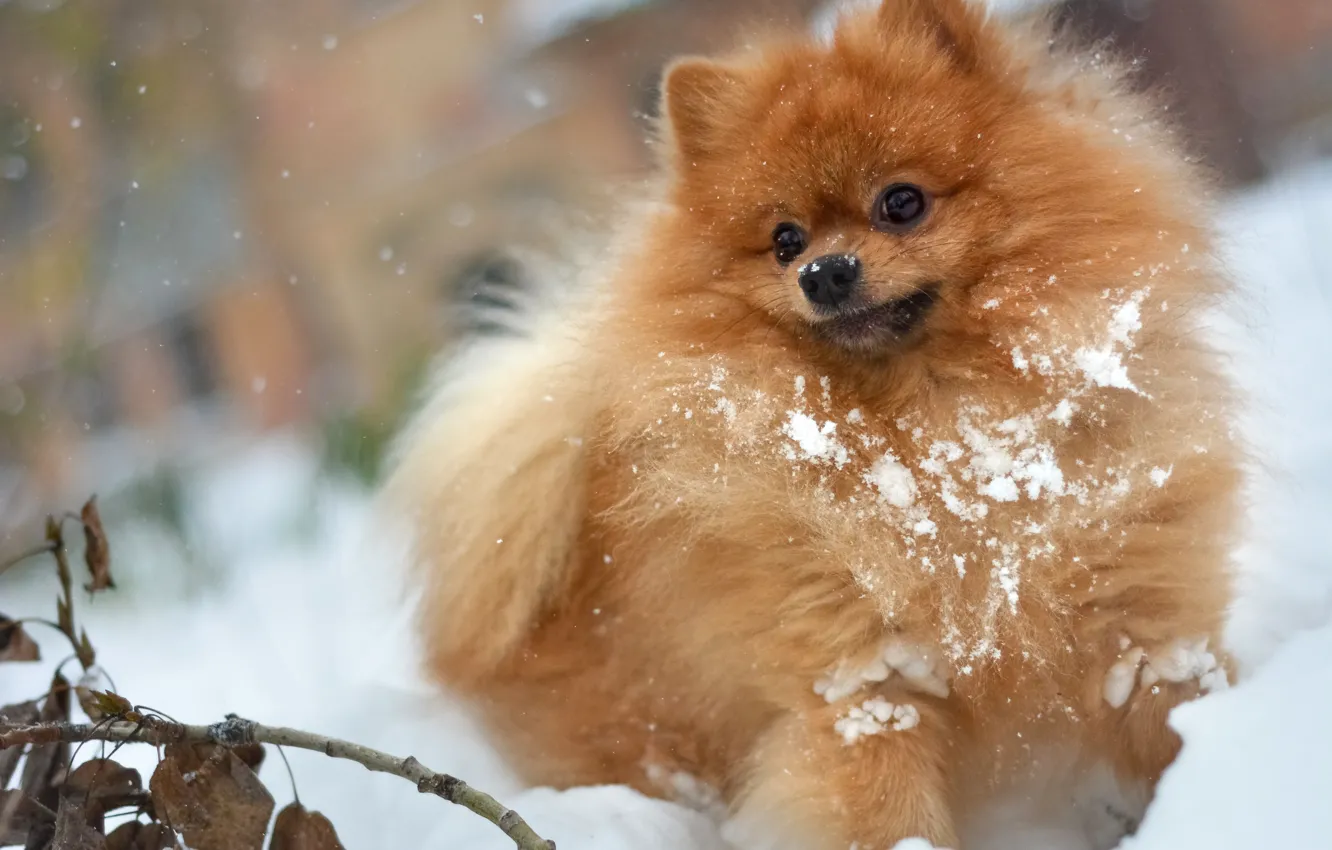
772;222;807;264
872;183;929;232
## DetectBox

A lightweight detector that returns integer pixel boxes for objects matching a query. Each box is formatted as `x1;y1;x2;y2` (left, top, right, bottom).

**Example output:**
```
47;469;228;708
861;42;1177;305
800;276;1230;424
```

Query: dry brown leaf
0;698;40;719
55;596;74;643
0;701;40;787
50;793;106;849
75;629;97;672
105;822;175;850
156;740;262;775
233;742;266;774
0;614;41;663
43;672;72;726
149;742;274;850
77;690;135;723
0;790;56;846
268;802;346;850
74;686;100;723
21;673;71;807
63;759;144;829
148;750;206;835
80;497;113;594
156;741;212;774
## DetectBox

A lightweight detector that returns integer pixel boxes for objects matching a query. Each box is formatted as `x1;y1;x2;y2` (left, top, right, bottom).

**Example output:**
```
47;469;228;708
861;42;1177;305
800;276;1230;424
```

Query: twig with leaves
0;498;557;850
0;715;554;850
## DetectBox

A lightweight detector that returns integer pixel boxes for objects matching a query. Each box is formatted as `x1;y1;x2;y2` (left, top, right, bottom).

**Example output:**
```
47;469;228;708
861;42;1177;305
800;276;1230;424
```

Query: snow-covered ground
4;159;1332;849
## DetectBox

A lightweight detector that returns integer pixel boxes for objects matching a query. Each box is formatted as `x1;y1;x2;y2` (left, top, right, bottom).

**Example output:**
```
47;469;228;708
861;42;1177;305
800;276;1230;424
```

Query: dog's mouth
812;285;939;351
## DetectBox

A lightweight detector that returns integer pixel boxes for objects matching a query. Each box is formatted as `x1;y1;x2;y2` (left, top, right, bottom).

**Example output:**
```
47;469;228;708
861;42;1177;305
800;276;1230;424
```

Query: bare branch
0;542;56;578
0;715;555;850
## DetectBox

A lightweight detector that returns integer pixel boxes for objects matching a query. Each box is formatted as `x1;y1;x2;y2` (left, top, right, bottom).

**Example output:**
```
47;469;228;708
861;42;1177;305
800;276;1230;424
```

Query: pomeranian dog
385;1;1241;847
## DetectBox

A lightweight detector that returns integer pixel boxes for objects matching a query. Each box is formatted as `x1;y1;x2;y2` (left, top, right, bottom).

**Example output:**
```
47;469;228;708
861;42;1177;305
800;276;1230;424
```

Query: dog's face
655;0;1200;370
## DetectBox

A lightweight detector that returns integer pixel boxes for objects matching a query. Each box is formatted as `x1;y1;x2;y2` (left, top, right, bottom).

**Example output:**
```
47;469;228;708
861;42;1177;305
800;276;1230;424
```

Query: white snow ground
4;160;1332;849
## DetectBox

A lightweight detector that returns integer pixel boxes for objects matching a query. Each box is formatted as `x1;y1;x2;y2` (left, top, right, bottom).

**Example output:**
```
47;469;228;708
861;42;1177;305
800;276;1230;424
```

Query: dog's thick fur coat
385;2;1242;846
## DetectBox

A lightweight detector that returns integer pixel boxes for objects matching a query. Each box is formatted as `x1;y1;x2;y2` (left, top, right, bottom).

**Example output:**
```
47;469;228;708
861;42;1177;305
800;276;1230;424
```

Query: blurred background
1;0;1330;588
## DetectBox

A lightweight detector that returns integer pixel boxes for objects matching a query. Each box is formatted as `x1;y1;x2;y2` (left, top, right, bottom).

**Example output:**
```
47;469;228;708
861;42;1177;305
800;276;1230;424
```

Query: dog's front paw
815;638;950;704
1102;636;1229;708
834;697;922;745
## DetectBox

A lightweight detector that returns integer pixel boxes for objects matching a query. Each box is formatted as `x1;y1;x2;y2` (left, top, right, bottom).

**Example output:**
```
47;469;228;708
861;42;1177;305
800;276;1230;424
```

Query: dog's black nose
798;253;860;308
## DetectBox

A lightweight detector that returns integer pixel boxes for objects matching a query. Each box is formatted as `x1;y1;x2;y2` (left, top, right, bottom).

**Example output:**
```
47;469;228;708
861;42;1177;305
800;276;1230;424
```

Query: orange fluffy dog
386;1;1241;847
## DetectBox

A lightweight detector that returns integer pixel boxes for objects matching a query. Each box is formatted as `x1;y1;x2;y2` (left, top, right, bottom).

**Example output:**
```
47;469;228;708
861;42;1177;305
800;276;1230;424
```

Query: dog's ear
660;58;745;162
877;0;997;73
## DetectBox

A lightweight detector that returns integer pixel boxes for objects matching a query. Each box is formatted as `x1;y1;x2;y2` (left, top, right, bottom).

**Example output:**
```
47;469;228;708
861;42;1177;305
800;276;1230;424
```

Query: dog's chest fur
599;351;1135;687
